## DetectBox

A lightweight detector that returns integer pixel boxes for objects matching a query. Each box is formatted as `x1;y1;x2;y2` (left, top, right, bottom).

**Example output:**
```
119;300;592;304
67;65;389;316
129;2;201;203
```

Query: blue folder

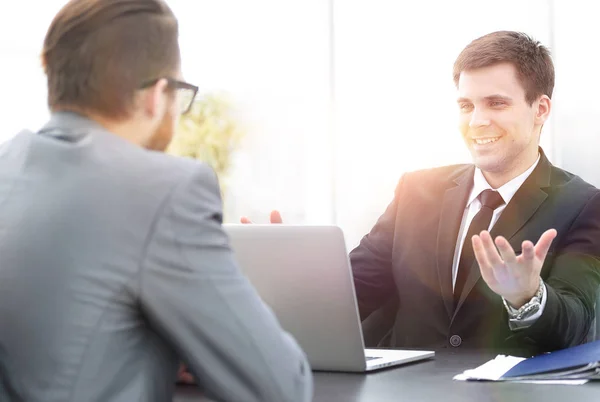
503;340;600;378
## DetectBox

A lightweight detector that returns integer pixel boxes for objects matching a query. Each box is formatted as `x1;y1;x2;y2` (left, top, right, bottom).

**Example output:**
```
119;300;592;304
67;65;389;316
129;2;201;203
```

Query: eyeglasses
140;78;199;115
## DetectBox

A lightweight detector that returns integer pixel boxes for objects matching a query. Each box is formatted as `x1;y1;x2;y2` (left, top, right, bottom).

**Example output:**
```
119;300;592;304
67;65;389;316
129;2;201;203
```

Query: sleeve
138;163;313;402
509;192;600;350
350;176;404;321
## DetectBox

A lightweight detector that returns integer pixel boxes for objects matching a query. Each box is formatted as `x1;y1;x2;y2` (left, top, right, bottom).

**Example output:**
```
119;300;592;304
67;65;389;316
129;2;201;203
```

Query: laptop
223;224;434;372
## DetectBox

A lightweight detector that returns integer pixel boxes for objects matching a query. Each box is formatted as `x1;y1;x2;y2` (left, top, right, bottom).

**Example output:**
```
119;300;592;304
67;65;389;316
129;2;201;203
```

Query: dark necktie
454;189;504;303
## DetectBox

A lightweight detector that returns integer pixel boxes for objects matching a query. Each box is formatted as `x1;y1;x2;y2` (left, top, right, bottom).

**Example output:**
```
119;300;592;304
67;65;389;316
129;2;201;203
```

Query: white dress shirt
451;154;546;329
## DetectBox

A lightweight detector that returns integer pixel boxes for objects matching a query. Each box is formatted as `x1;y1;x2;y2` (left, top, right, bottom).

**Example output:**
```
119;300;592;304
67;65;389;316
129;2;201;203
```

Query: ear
40;54;47;73
142;78;170;118
534;95;551;125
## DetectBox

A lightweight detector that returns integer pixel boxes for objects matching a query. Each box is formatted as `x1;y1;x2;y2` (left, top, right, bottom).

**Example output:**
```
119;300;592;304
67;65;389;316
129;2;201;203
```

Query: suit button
450;335;462;347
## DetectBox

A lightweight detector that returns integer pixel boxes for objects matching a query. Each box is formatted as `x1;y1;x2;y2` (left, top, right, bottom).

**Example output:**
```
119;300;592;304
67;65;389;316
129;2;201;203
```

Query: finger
534;228;557;260
177;364;195;384
521;240;535;261
494;236;517;264
270;210;283;224
240;216;253;224
479;231;504;267
472;235;495;284
178;372;194;384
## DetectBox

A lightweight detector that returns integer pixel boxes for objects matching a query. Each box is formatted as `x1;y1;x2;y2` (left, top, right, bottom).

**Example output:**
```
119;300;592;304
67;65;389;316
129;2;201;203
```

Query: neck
483;172;517;189
482;148;539;189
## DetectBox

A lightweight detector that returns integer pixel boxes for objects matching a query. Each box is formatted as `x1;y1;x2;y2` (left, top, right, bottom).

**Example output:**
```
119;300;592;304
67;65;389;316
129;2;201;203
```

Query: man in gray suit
0;1;312;401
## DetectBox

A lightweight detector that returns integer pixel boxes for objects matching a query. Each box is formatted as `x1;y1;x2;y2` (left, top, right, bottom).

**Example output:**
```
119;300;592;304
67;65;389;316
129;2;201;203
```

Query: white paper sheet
454;355;526;381
453;355;590;385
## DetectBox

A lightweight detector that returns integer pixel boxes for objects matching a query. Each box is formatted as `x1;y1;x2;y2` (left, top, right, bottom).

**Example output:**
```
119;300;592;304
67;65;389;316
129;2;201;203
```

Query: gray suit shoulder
107;144;221;207
141;150;218;188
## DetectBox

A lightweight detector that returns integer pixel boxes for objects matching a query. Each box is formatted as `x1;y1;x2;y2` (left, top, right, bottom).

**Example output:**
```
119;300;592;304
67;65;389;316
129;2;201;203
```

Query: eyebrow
456;95;513;103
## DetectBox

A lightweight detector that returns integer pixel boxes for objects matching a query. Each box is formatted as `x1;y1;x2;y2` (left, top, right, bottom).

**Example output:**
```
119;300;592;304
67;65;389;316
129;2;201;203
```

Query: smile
472;137;500;145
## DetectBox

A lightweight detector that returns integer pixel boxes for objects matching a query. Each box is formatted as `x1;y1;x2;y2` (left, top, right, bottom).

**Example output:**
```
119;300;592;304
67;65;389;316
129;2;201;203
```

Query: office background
1;0;598;248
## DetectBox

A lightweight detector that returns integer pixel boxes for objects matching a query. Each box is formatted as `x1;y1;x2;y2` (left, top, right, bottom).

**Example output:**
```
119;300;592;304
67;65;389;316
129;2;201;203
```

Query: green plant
166;93;244;184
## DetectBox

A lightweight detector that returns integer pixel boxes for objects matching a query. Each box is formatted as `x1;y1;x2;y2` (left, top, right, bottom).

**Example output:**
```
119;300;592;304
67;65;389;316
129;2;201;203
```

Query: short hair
453;31;554;104
42;0;180;119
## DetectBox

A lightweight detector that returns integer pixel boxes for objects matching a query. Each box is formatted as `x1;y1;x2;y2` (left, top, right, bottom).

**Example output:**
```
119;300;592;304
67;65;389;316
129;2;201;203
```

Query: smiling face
457;62;551;187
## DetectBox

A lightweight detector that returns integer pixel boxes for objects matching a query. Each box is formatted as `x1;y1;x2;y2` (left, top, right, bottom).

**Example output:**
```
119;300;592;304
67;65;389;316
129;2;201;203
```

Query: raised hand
472;229;557;308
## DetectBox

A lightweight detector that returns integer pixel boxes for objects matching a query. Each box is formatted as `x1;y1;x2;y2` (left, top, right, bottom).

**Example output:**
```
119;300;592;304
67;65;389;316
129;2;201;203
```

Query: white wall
551;0;600;187
167;0;334;224
0;1;67;142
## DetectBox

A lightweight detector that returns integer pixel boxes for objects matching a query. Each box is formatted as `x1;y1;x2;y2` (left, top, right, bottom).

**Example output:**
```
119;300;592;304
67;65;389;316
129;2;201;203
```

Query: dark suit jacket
351;149;600;356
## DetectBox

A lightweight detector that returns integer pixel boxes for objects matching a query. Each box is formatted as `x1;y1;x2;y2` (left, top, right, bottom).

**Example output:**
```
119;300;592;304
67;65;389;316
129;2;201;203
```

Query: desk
174;350;600;402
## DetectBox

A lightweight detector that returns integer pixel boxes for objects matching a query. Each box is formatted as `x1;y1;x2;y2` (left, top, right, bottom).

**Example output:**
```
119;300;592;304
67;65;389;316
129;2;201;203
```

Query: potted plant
167;92;244;196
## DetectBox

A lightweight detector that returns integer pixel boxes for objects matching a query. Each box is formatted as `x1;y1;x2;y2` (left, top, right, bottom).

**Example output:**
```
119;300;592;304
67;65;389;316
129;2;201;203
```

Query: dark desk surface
174;350;600;402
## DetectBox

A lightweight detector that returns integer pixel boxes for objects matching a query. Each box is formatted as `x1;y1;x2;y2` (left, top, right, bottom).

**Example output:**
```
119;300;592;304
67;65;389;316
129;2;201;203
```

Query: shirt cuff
506;283;547;331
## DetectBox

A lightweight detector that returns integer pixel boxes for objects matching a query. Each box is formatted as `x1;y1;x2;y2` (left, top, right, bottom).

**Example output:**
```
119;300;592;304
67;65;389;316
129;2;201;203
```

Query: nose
469;107;491;129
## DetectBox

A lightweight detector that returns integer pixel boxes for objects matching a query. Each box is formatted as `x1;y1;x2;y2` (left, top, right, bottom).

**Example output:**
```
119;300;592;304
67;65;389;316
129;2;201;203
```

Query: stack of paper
454;340;600;385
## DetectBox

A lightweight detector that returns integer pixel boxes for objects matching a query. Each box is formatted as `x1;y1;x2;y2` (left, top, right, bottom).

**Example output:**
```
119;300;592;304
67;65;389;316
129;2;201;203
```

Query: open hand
472;229;557;308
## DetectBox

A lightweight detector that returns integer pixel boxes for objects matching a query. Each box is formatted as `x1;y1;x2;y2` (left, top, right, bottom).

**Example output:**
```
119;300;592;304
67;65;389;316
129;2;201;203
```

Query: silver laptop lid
223;224;368;371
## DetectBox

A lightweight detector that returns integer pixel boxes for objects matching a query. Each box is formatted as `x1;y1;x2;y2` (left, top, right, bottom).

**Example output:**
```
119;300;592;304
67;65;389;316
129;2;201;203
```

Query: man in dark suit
248;31;600;356
351;31;600;356
0;1;312;401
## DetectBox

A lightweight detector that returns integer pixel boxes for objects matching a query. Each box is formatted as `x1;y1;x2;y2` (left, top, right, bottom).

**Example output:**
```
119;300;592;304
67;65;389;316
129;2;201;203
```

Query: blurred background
1;0;598;249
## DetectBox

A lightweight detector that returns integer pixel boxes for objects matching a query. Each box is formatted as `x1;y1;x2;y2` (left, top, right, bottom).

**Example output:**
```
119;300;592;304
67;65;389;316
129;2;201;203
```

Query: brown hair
42;0;180;119
453;31;554;104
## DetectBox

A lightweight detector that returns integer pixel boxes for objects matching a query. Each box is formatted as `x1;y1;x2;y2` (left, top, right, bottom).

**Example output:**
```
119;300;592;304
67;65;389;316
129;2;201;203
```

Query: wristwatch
503;278;545;321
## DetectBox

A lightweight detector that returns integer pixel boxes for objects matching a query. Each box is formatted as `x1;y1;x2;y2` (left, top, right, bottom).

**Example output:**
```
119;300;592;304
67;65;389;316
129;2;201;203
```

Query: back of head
42;0;180;120
453;30;554;104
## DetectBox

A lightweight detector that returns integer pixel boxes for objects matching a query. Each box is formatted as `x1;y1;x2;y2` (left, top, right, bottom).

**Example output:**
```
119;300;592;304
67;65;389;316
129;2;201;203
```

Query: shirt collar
467;153;541;207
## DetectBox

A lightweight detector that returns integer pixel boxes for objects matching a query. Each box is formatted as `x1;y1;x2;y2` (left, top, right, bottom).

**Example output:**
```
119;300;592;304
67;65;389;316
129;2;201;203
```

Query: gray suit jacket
0;112;312;402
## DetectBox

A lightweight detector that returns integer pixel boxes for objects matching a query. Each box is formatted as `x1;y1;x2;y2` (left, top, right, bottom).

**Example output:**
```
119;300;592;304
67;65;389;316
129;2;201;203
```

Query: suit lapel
452;150;553;316
436;166;474;319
